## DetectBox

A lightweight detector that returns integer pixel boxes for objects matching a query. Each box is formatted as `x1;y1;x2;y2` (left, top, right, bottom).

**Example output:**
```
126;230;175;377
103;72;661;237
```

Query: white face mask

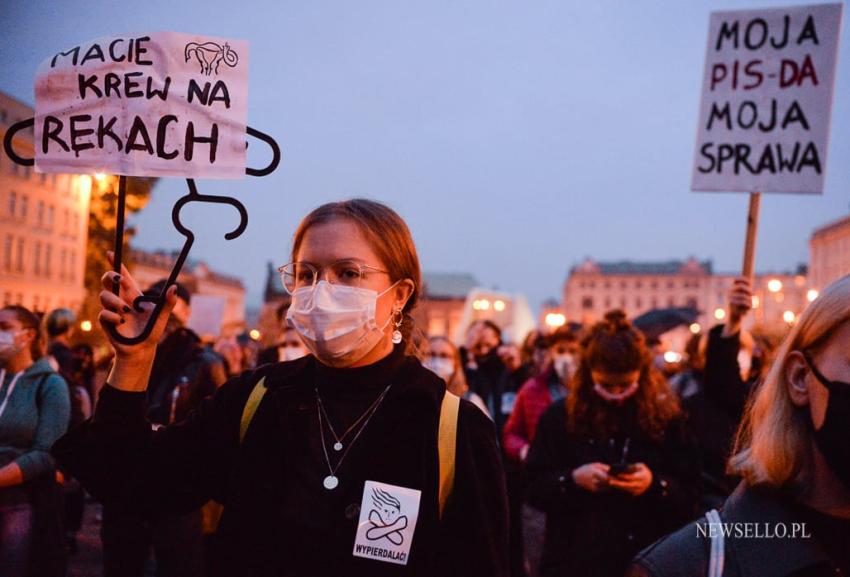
424;357;455;382
552;353;577;381
286;280;399;367
278;345;307;363
0;330;23;359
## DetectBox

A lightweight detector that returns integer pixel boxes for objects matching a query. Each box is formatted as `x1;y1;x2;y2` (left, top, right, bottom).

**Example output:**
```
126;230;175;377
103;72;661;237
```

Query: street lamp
783;310;796;324
249;329;261;340
767;279;783;293
807;289;819;302
714;308;726;321
544;313;567;329
80;320;93;332
494;300;506;312
689;323;701;334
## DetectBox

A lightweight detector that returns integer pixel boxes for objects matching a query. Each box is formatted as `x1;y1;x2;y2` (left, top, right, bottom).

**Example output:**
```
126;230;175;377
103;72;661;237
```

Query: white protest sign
34;32;248;179
692;4;842;194
186;294;226;338
353;481;421;566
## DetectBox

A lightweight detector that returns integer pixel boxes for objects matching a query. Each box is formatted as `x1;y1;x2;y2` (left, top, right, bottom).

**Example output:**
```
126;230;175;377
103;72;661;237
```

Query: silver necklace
316;386;388;452
315;384;392;490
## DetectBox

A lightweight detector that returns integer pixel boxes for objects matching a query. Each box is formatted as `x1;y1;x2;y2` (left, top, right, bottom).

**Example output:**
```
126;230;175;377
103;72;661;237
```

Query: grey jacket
0;357;71;482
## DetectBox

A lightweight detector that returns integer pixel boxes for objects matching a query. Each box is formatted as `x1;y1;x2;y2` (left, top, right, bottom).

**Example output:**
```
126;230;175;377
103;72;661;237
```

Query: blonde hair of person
428;336;469;398
729;274;850;489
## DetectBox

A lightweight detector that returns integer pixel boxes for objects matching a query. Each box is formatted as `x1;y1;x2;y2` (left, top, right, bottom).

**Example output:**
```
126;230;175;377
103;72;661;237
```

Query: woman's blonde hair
729;274;850;489
427;336;469;398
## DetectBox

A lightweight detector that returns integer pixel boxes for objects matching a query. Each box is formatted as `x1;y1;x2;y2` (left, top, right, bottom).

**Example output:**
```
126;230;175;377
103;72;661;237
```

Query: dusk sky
2;0;848;312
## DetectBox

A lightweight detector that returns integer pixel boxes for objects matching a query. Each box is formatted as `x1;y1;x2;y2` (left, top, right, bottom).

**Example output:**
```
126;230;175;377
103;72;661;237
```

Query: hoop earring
391;308;404;344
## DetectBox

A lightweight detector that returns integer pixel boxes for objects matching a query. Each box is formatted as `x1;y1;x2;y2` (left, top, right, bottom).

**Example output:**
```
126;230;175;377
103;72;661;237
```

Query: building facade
1;92;90;313
129;248;246;337
810;214;850;292
562;257;811;335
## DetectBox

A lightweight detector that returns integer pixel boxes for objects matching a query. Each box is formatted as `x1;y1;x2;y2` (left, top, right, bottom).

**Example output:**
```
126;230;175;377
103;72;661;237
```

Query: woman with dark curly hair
525;310;700;577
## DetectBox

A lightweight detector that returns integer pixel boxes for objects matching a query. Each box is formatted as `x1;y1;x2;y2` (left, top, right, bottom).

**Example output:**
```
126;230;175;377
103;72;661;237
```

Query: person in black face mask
629;273;850;577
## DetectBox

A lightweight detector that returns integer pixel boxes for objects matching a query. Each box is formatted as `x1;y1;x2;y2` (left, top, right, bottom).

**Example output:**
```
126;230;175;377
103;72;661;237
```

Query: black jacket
145;327;226;426
682;325;754;506
628;483;850;577
52;348;509;576
525;402;700;577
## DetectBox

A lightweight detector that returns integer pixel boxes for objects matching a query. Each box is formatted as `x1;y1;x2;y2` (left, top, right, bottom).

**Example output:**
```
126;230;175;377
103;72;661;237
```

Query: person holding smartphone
525;310;699;577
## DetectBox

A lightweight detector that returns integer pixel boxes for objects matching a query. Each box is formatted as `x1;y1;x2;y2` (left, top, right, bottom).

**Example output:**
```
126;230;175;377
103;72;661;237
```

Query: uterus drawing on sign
184;42;239;76
365;488;409;546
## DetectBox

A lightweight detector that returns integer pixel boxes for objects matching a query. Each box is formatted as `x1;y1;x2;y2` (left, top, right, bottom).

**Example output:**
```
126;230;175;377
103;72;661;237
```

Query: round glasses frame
277;259;391;295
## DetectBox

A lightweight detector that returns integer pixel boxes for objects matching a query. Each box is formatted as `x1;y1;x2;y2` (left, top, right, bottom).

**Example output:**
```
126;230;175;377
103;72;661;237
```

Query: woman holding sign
628;274;850;577
54;199;508;577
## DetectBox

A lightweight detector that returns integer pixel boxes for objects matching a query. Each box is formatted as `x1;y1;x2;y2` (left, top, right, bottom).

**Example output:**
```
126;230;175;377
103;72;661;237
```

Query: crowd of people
0;198;848;576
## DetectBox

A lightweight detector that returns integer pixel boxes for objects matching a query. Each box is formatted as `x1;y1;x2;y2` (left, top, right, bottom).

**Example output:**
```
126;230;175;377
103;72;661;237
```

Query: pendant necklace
316;385;389;452
315;383;392;490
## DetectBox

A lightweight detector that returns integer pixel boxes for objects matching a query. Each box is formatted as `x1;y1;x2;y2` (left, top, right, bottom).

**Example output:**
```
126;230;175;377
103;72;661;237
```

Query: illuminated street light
714;308;726;321
93;172;107;182
663;351;682;364
752;295;760;309
493;300;506;312
767;279;783;293
783;310;796;324
544;313;567;328
249;329;261;340
80;320;93;332
689;323;701;334
807;289;819;302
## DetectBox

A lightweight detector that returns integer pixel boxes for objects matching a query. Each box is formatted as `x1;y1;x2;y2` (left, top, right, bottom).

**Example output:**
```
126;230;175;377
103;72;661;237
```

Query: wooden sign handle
742;192;761;281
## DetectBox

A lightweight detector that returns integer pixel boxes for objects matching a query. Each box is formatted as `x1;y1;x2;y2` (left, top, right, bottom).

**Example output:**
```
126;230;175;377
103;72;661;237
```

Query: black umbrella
632;307;700;340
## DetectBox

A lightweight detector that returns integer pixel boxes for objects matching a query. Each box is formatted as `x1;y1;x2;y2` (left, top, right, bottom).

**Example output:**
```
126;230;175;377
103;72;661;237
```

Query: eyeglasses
278;259;390;294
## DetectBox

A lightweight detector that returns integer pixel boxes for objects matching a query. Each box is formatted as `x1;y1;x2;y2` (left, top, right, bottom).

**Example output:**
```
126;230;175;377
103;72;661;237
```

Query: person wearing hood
628;274;850;577
0;305;71;577
525;310;699;577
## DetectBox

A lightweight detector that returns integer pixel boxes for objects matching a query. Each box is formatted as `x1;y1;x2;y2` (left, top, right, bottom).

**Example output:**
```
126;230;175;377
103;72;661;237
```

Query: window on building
686;297;698;309
44;244;52;278
20;196;28;220
69;251;76;281
3;293;10;306
635;280;643;288
604;280;611;289
63;208;70;234
667;280;674;289
34;242;42;276
588;280;596;289
650;280;658;290
48;205;55;228
37;201;44;226
667;297;676;307
72;213;80;237
620;280;627;289
60;249;67;280
33;295;40;312
8;191;16;216
620;296;627;308
16;238;24;273
651;297;658;308
3;235;11;272
636;297;643;309
581;296;594;310
604;297;612;308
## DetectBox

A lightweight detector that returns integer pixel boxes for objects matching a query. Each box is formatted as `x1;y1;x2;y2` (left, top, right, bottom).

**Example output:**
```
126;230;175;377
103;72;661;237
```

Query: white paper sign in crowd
692;3;843;194
33;32;249;179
